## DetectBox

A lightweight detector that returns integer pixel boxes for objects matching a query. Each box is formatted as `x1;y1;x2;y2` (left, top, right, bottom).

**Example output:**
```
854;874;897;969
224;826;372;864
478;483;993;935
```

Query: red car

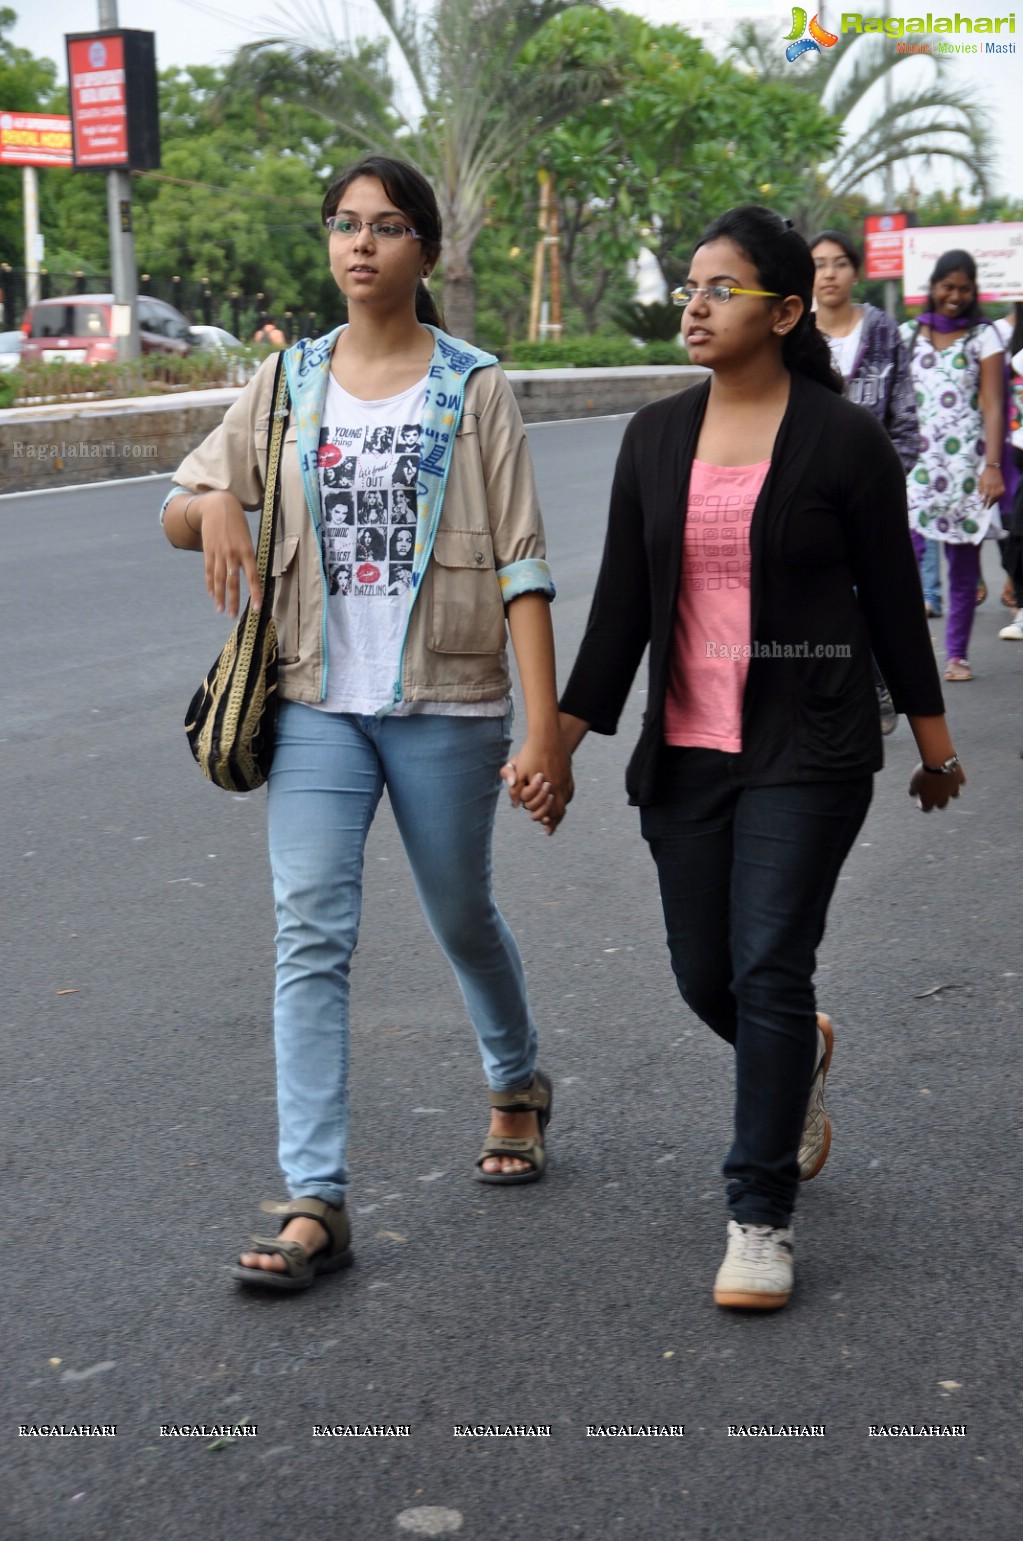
21;293;193;364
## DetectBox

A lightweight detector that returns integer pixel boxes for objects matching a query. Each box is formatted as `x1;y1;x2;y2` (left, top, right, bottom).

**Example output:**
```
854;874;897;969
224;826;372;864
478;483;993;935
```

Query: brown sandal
231;1196;353;1291
474;1070;553;1185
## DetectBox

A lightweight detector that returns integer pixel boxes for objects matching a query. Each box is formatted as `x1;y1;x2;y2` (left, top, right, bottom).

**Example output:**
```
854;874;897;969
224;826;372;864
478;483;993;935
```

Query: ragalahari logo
784;7;839;60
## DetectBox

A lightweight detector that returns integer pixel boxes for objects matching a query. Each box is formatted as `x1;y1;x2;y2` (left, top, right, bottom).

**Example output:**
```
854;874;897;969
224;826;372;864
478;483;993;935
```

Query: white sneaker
713;1220;794;1310
798;1013;834;1181
998;611;1023;640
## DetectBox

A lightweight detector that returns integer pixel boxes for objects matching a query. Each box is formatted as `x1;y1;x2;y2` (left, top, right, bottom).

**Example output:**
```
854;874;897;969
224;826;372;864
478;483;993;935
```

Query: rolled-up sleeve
474;368;555;603
157;355;278;523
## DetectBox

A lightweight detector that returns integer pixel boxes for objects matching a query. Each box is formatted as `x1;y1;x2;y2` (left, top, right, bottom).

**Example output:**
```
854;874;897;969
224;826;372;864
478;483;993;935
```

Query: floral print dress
899;322;1001;546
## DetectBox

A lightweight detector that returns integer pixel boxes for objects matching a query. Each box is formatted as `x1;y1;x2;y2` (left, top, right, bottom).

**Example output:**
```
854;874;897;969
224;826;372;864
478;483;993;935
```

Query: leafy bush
504;337;689;369
611;300;683;343
7;348;263;406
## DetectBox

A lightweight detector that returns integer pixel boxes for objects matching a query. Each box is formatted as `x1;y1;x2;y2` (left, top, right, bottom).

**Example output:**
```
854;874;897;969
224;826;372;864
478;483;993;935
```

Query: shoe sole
713;1287;791;1310
799;1117;832;1183
799;1013;834;1183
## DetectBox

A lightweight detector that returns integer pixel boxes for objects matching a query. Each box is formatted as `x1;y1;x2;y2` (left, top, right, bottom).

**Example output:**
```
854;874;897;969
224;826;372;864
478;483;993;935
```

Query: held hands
198;491;262;617
908;760;967;812
501;731;575;836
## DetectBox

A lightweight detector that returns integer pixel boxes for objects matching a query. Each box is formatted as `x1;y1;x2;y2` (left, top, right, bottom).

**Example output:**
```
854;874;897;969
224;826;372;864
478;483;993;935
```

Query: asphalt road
3;420;1021;1541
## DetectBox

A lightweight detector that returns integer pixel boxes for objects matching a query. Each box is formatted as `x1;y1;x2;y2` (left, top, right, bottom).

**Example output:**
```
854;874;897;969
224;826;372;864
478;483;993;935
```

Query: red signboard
67;32;128;167
0;112;73;167
864;212;911;281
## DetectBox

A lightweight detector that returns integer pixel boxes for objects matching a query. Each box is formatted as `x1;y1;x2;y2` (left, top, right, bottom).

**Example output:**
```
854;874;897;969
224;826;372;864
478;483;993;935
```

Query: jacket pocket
429;528;505;655
270;533;301;663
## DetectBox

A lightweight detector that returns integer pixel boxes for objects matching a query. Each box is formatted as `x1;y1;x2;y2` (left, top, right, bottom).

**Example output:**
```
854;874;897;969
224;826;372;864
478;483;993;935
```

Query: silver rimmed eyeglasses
671;284;781;307
325;216;422;242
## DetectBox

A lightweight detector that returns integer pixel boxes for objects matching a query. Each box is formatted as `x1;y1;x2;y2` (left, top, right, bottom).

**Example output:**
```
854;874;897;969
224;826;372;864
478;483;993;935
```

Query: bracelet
182;494;201;533
987;461;1001;469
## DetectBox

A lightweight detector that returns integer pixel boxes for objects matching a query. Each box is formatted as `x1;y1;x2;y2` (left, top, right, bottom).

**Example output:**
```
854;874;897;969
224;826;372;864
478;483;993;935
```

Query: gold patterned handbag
184;353;290;791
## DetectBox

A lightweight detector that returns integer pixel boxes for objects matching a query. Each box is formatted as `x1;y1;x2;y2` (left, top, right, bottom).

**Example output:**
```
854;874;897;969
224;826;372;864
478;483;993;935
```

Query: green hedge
504;338;690;369
0;339;694;408
4;348;265;406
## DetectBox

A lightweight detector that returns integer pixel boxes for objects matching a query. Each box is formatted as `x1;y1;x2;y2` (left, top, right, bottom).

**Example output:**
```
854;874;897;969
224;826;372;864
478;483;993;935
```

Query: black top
560;372;946;805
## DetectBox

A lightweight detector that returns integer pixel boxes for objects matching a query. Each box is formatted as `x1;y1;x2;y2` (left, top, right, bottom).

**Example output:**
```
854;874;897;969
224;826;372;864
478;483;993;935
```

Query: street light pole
98;0;139;360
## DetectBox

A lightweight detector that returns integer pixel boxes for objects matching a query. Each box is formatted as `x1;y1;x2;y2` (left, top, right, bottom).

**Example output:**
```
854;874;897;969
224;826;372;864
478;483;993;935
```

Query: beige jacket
166;333;554;707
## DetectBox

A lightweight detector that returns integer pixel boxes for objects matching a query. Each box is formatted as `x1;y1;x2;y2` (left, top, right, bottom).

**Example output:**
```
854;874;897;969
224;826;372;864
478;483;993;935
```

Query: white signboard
903;223;1023;304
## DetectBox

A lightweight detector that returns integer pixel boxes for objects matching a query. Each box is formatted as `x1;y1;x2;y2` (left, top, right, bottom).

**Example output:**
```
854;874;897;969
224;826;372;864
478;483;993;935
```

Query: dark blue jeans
640;750;873;1228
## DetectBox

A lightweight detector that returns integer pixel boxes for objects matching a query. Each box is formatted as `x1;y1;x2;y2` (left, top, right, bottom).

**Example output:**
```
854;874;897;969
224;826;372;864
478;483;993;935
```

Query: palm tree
240;0;608;340
728;21;996;230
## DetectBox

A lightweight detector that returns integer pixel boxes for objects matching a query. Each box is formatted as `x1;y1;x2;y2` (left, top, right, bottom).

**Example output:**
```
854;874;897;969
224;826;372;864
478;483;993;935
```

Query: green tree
106;59;380;332
0;7;61;282
728;22;996;230
514;10;840;326
240;0;610;340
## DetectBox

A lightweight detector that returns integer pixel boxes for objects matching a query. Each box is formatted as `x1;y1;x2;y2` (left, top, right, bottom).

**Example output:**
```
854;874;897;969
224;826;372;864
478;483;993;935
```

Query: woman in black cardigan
527;208;965;1311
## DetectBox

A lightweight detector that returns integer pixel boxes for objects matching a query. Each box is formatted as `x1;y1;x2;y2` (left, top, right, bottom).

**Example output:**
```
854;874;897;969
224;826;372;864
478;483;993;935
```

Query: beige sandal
231;1196;353;1291
944;658;973;682
475;1069;553;1185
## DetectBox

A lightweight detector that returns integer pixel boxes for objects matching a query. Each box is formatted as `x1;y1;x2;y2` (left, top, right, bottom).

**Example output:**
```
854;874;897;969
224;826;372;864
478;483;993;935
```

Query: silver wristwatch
921;754;960;776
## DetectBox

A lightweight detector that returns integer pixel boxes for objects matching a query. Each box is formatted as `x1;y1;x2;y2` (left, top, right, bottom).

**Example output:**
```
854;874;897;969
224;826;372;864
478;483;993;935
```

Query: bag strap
254;352;291;603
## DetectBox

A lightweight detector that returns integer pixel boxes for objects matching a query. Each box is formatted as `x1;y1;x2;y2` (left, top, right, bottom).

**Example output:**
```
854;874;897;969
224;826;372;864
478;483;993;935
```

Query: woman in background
811;229;920;731
900;250;1005;680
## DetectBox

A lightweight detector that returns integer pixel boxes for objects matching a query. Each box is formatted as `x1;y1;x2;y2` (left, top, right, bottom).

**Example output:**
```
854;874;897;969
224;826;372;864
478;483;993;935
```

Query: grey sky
9;0;1021;198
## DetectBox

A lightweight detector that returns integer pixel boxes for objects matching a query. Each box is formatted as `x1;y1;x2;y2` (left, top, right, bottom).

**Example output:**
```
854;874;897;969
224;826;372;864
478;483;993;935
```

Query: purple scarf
915;311;973;333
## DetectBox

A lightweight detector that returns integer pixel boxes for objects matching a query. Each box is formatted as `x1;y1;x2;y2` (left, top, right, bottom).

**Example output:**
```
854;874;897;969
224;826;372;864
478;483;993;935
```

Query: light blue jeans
266;701;538;1205
919;535;942;612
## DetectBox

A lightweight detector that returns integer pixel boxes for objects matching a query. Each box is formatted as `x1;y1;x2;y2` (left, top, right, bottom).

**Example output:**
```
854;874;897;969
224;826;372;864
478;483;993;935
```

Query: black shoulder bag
184;352;290;791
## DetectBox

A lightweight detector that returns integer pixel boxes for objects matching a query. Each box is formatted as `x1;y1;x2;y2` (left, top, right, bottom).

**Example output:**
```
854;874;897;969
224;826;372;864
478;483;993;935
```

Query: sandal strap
475;1134;544;1170
487;1069;552;1116
245;1236;313;1277
276;1197;350;1257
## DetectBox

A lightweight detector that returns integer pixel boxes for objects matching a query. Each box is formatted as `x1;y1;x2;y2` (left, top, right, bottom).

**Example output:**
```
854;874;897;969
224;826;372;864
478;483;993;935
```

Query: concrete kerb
0;366;708;495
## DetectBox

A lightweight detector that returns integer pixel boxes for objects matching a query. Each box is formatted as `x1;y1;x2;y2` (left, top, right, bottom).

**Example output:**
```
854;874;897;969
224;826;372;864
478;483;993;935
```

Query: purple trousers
912;533;980;662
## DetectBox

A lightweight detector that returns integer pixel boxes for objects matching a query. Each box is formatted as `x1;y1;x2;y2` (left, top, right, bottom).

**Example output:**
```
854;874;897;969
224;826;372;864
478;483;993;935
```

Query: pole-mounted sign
65;30;159;171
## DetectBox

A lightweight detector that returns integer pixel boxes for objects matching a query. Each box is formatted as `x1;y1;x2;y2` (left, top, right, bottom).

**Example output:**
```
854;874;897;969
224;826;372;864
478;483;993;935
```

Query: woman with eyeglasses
529;206;962;1312
162;156;571;1291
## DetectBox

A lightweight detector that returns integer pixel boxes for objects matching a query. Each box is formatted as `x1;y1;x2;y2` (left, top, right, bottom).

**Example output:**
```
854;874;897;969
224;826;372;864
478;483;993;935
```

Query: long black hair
927;249;984;328
695;206;842;393
1009;301;1023;360
321;155;445;329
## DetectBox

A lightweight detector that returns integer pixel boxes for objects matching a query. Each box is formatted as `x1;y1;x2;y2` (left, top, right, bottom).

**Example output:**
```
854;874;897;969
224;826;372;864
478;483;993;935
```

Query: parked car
20;294;193;364
187;324;243;352
0;329;24;370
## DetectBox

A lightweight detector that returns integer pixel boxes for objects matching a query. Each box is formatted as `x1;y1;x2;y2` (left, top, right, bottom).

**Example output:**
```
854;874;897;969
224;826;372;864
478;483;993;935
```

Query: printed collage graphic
316;418;421;601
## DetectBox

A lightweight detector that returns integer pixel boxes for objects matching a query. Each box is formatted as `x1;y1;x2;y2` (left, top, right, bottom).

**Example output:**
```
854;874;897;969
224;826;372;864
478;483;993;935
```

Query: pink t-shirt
663;458;770;753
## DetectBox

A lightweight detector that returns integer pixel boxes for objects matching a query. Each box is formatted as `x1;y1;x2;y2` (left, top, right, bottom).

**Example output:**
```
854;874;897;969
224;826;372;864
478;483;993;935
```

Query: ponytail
784;313;843;393
415;277;445;330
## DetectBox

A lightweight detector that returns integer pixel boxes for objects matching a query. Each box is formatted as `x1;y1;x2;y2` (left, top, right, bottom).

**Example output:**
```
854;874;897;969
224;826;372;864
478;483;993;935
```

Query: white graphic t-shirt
312;373;506;716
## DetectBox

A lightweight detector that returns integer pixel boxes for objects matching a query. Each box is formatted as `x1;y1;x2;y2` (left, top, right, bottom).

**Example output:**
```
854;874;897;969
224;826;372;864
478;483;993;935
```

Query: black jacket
560;372;946;805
